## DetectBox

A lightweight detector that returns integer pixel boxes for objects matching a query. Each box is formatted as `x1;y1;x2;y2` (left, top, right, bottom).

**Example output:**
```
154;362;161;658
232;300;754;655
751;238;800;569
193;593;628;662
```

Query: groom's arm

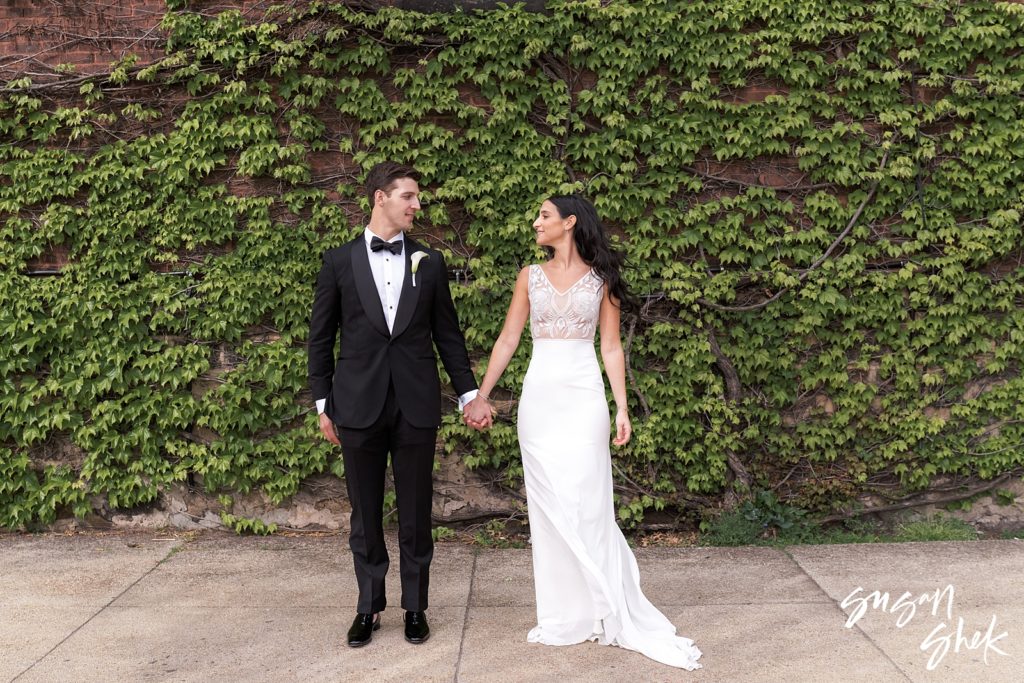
308;249;341;413
429;251;477;401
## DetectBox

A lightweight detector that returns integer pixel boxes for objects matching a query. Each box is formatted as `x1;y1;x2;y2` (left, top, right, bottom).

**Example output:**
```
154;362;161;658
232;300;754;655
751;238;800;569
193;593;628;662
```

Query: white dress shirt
315;227;477;415
364;227;405;332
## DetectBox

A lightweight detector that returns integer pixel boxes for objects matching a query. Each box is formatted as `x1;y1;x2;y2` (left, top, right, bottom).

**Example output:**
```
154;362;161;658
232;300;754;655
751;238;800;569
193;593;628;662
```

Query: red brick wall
0;0;166;75
2;0;279;276
0;0;278;78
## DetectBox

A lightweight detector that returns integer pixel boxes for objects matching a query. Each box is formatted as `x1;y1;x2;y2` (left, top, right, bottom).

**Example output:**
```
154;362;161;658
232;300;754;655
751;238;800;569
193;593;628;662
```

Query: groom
308;161;489;647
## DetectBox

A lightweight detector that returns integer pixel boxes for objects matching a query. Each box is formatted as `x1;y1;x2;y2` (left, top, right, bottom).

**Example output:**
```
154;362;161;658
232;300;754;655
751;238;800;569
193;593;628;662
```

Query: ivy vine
2;0;1023;531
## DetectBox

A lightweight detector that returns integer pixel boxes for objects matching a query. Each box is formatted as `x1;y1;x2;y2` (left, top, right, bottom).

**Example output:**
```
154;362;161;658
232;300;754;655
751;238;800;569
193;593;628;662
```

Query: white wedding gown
517;265;702;670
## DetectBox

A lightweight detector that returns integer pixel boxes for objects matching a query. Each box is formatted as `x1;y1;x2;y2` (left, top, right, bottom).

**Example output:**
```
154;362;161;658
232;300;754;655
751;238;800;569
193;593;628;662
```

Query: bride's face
533;201;574;247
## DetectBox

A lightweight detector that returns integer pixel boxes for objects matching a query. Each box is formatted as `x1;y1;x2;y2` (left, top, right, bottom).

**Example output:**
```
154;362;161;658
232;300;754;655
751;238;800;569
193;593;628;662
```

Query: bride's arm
464;267;530;427
599;288;632;446
477;266;531;399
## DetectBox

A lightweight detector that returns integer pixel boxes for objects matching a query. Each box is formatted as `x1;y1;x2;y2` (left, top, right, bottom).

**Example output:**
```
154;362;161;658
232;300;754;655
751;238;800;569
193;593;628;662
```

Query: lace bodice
528;264;604;340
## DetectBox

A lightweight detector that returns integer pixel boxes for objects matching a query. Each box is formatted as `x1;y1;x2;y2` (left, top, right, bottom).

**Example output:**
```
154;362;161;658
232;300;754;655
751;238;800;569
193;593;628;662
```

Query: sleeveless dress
517;264;703;670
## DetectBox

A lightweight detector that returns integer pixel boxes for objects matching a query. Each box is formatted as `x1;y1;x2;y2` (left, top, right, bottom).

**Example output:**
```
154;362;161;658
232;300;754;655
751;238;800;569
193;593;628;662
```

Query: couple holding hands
308;161;701;670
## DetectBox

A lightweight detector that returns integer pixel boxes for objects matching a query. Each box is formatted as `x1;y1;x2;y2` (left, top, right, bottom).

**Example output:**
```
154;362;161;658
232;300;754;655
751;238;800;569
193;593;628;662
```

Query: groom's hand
318;413;341;446
463;396;493;431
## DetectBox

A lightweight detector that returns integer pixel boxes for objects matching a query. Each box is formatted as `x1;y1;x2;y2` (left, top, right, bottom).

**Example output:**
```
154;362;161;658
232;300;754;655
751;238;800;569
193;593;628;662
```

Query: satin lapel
349;238;391;338
390;239;422;339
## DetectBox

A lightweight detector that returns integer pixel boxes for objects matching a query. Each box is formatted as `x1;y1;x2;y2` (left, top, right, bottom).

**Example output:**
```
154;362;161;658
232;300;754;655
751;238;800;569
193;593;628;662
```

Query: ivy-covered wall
2;0;1023;532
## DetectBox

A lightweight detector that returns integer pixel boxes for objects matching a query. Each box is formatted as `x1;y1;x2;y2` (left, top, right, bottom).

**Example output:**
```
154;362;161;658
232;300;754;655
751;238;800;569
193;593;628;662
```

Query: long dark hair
546;194;634;310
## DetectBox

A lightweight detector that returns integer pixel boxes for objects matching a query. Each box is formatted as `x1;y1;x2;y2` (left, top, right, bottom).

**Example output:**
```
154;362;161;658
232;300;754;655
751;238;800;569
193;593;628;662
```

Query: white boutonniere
410;251;429;287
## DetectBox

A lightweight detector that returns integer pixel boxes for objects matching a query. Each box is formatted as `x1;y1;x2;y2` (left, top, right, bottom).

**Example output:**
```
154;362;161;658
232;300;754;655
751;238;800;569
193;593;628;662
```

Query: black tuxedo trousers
308;236;476;613
338;382;436;613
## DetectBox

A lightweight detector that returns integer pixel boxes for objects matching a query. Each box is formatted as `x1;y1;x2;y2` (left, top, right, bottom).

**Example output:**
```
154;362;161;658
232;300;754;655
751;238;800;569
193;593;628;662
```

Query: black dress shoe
404;611;430;644
346;613;380;647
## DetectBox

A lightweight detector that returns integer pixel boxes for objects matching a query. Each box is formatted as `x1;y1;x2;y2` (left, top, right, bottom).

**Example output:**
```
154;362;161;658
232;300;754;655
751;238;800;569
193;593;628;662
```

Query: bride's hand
463;395;493;431
612;409;631;447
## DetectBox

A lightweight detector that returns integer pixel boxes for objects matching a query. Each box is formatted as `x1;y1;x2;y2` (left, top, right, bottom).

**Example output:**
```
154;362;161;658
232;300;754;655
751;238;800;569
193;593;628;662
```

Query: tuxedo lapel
349;238;391;338
390;239;422;339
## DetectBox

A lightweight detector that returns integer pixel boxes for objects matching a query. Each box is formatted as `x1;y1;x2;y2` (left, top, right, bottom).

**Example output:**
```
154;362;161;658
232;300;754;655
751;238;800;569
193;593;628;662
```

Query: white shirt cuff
457;390;479;412
315;398;326;415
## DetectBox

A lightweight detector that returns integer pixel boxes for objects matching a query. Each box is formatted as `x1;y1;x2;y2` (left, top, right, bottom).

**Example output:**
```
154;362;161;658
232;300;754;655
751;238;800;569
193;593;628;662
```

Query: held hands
463;395;494;431
318;412;340;446
612;408;632;447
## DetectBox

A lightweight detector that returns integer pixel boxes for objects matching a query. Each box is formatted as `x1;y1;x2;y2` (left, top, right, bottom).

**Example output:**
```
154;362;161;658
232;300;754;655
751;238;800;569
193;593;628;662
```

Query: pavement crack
780;546;915;683
452;548;478;683
10;538;187;682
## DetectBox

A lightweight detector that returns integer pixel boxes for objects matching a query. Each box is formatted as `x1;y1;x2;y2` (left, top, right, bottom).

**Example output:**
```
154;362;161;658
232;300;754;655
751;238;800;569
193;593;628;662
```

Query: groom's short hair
365;161;421;205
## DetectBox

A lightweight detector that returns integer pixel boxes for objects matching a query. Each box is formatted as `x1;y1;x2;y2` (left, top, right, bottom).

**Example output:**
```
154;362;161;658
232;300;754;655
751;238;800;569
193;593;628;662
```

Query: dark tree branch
817;471;1020;524
623;314;651;418
698;147;891;313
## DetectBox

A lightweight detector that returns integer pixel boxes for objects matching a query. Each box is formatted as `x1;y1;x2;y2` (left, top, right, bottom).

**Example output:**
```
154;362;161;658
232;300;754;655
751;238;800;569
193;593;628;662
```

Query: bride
464;195;702;670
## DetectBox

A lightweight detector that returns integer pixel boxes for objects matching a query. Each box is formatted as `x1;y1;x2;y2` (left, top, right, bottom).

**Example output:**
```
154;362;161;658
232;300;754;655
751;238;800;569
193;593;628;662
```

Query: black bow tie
370;236;403;255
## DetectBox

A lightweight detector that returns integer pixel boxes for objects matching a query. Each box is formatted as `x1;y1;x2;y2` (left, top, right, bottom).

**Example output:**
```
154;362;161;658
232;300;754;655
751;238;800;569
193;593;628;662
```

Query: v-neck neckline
538;264;593;296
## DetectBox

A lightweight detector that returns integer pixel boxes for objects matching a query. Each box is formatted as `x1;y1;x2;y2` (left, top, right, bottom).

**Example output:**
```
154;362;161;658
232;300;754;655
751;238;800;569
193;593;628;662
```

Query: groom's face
375;177;421;230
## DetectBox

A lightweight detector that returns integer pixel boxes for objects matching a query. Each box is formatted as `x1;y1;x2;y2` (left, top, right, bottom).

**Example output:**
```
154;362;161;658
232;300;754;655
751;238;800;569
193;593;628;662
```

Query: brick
25;245;70;271
757;171;801;189
308;150;346;176
728;84;786;104
0;0;169;71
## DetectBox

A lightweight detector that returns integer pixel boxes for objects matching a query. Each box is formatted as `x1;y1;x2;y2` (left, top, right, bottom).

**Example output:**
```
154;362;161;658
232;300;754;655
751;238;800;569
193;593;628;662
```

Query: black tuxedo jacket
307;235;477;429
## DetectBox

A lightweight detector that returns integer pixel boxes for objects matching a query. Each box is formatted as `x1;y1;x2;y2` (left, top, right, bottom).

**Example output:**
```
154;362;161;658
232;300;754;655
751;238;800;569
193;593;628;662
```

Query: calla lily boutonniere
411;251;429;287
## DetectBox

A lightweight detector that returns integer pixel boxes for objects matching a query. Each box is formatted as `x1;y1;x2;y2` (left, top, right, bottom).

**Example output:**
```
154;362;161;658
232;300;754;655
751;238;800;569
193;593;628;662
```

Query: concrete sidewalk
1;532;1020;682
